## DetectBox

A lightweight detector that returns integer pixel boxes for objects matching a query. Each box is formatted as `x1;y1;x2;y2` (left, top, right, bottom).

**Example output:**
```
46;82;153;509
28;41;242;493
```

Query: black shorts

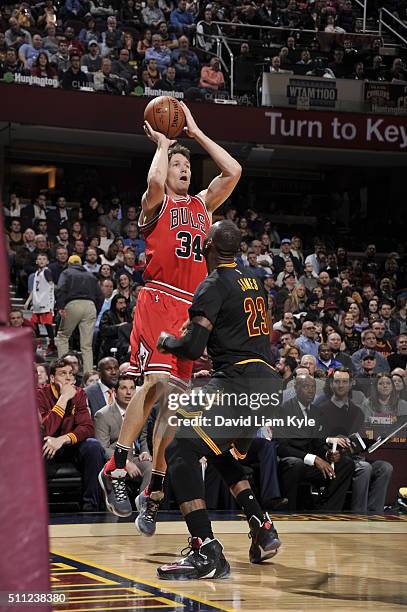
172;360;282;458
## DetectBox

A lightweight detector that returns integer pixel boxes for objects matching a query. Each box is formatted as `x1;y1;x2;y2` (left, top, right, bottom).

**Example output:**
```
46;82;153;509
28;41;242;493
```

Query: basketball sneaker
135;489;162;537
157;537;230;580
98;468;132;517
248;514;281;564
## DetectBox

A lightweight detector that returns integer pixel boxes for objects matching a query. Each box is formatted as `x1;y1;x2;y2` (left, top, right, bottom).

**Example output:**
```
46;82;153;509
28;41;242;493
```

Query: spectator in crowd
366;373;407;420
31;51;58;85
81;40;102;74
137;27;153;58
155;64;180;91
85;356;119;417
51;39;70;74
21;193;49;229
94;57;127;93
98;294;132;361
171;34;199;75
145;33;171;73
388;335;407;371
296;320;320;358
327;332;353;370
94;374;153;497
142;0;165;28
353;351;378;398
63;26;85;57
352;328;389;373
89;0;115;17
18;33;48;69
36;363;50;387
274;238;302;274
199;56;225;92
101;15;123;52
61;53;89;90
5;16;31;48
55;255;104;374
25;252;56;356
386;58;407;83
39;358;105;511
170;0;196;35
276;355;297;387
49;246;69;283
42;23;59;55
83;247;100;275
316;343;342;372
371;320;393;358
277;375;354;511
62;351;84;387
0;47;28;77
83;369;99;386
197;7;220;53
319;368;393;514
9;307;32;329
112;48;138;87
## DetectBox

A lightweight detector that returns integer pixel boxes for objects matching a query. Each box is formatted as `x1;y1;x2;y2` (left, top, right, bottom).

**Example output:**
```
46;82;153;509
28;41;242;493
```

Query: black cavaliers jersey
189;263;273;371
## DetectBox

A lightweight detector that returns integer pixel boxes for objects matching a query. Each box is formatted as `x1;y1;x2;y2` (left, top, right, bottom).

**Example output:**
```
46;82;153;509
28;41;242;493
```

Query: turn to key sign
265;110;407;150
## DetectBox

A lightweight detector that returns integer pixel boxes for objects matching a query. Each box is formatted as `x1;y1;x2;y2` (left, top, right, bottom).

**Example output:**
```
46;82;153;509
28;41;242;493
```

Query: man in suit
94;375;152;497
21;193;51;230
277;374;354;511
85;357;119;417
47;196;73;237
319;368;393;514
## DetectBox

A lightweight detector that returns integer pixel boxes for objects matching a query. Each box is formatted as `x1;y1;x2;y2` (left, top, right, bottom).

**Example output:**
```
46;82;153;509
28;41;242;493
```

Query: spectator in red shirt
199;56;225;92
38;358;105;511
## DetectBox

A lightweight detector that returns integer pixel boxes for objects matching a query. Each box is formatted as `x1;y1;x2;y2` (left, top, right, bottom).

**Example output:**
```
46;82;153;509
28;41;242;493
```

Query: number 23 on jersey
244;296;270;337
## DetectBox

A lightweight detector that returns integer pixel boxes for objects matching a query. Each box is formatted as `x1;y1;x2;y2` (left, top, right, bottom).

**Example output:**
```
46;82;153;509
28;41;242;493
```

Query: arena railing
197;20;383;101
379;7;407;47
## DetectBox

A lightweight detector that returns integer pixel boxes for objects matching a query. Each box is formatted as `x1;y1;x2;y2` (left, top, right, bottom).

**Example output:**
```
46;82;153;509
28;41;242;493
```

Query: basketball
144;96;186;139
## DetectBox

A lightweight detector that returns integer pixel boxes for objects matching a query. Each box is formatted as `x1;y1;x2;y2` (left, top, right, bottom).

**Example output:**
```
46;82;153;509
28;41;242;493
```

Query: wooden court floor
49;515;407;612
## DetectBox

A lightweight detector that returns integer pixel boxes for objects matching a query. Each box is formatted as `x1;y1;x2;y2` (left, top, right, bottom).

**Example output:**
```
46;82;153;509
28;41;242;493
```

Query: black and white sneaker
98;468;132;517
135;490;162;537
157;537;230;580
248;514;281;564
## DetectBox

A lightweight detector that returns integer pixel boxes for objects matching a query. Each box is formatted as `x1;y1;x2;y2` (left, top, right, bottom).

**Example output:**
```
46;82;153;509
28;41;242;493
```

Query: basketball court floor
49;511;407;611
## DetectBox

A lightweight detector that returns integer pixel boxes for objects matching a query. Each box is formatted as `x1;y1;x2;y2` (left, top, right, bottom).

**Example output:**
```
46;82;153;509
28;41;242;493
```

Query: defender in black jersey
155;220;281;580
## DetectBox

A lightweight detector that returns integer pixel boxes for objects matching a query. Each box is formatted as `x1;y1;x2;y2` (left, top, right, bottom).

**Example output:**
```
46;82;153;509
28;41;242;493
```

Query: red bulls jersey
139;194;210;303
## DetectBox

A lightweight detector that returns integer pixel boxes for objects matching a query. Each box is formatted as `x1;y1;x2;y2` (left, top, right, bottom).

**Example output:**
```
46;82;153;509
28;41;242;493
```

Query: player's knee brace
165;438;204;504
211;451;248;488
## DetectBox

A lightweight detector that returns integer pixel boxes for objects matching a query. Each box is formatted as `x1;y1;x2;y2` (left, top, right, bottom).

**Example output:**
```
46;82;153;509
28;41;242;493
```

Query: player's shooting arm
180;102;242;213
141;123;174;220
157;315;213;361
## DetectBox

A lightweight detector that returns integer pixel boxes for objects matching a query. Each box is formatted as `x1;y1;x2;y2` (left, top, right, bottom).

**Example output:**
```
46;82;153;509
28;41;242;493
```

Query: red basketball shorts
31;311;54;325
128;285;193;387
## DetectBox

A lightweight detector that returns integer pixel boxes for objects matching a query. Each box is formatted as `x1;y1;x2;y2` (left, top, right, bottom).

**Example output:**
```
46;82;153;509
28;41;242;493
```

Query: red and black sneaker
157;537;230;581
248;513;281;564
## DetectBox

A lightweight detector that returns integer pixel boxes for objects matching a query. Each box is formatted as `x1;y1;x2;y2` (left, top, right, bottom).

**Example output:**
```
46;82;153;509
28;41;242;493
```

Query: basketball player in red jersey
99;102;242;533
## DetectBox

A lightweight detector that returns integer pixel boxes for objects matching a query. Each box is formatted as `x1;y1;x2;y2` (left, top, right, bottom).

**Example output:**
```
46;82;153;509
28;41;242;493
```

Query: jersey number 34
176;231;204;262
244;296;270;337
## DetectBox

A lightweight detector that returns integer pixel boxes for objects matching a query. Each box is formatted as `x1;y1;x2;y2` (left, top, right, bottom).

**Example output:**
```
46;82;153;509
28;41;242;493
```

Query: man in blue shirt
18;33;49;69
295;320;320;358
145;33;171;73
170;0;196;36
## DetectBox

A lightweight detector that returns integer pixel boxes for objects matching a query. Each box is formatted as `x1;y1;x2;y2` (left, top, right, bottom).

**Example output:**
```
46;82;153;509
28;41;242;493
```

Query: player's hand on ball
157;331;173;353
143;121;176;147
179;102;200;139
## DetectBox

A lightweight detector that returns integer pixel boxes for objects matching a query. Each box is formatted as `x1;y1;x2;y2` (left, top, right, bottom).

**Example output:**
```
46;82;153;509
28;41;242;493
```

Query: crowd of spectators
0;0;406;103
5;189;407;513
